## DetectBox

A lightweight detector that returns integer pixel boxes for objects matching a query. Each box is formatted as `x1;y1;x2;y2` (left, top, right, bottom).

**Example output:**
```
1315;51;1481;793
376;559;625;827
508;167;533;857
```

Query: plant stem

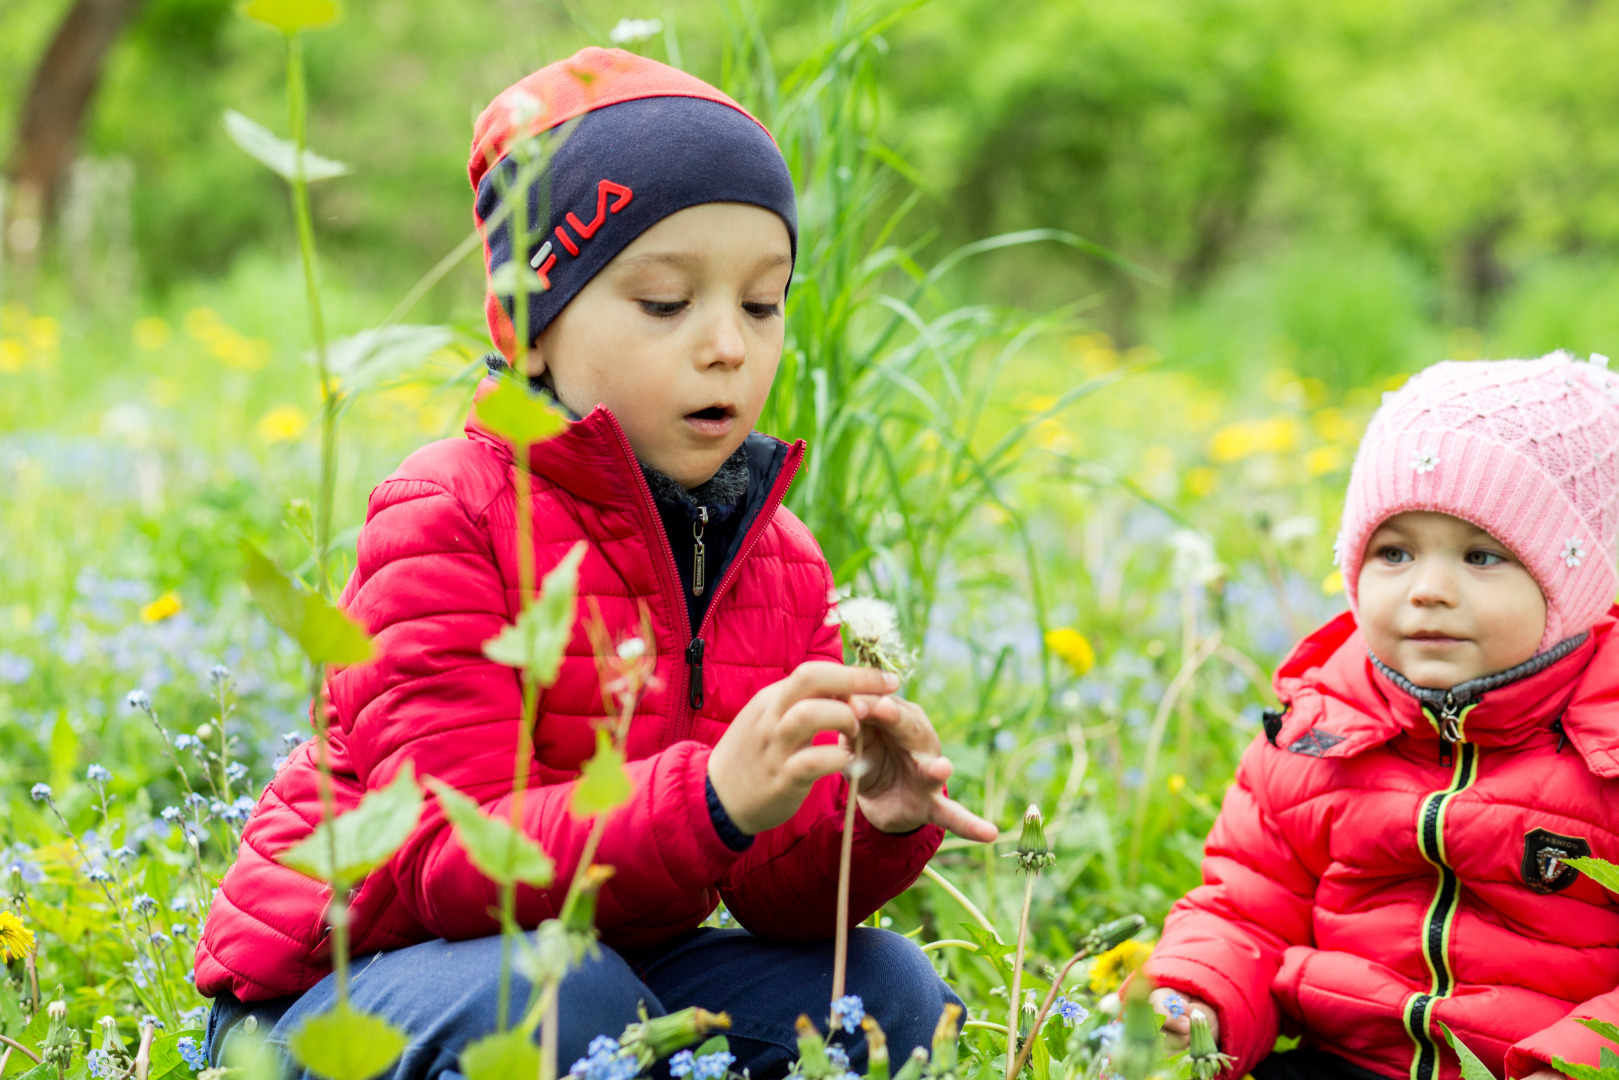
1005;872;1036;1080
1126;631;1221;885
541;993;559;1080
830;728;863;1003
1006;946;1098;1080
0;1036;40;1066
920;864;1001;942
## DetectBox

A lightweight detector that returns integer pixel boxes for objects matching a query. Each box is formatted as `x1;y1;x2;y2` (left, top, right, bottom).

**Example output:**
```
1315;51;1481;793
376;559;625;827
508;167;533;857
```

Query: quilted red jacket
195;382;943;1001
1144;610;1619;1080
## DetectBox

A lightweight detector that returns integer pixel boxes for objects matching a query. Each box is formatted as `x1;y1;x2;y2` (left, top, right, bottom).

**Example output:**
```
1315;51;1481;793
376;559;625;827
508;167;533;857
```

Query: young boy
1145;354;1619;1080
196;48;997;1076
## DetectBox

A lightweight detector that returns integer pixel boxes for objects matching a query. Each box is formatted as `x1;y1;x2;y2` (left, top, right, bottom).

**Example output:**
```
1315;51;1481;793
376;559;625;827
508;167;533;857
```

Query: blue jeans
205;927;962;1080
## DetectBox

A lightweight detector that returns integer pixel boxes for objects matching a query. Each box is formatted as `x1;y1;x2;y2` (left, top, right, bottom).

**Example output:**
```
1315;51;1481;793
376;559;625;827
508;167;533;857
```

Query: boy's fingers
786;661;898;703
784;743;854;784
929;792;999;843
856;696;940;754
778;698;859;747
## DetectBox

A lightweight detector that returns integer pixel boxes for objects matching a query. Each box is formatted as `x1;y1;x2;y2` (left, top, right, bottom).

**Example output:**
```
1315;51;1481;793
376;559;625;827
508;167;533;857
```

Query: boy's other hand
849;689;998;843
707;662;889;836
1151;988;1217;1051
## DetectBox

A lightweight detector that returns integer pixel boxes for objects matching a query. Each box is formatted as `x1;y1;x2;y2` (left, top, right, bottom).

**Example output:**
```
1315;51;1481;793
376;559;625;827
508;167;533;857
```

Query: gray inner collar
1369;631;1589;709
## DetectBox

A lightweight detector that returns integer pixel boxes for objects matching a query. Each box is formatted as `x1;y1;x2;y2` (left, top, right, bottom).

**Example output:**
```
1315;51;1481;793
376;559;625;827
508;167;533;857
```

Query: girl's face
523;202;793;488
1357;511;1547;688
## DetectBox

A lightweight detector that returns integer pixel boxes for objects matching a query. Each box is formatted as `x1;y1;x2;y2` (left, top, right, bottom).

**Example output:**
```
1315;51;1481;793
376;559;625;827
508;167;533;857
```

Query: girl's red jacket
1143;610;1619;1080
195;383;943;1002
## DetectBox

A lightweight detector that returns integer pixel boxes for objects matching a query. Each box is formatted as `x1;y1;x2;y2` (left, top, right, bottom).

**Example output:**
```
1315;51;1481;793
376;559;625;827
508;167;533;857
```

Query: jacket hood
1269;608;1619;777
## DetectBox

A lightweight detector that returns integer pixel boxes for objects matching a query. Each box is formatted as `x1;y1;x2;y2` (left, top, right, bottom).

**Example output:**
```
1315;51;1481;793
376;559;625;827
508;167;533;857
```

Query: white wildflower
1412;448;1439;474
1562;537;1586;569
608;17;662;44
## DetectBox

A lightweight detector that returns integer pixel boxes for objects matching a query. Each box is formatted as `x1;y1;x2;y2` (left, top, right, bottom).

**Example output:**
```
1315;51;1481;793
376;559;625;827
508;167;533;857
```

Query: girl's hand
1151;988;1217;1051
707;662;889;836
848;691;998;842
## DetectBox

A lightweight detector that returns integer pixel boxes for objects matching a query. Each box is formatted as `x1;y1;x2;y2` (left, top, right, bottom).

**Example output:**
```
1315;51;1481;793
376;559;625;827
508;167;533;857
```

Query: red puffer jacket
196;382;943;1001
1144;610;1619;1080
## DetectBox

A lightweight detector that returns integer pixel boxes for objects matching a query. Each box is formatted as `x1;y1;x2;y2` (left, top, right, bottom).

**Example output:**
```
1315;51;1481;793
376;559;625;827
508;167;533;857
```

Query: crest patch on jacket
1520;828;1591;893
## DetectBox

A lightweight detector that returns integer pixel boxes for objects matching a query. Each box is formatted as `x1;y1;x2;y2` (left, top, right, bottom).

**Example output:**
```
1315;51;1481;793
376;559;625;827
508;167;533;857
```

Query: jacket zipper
1403;733;1481;1080
598;419;803;746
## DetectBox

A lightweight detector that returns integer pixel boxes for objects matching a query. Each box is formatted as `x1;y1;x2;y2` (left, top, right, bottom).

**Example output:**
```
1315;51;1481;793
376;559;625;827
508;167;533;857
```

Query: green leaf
473;376;568;448
483;541;586;683
48;711;77;792
221;1027;283;1080
1551;1057;1611;1080
2;1008;48;1077
146;1029;208;1080
240;0;339;33
1439;1023;1500;1080
323;325;462;401
488;262;552;299
694;1037;730;1057
458;1027;540;1080
287;1003;408;1080
1604;1047;1619;1072
223;110;350;182
572;727;633;818
1271;1035;1302;1054
278;762;423;887
1577;1018;1619;1047
1567;856;1619;896
242;540;374;665
426;779;554;888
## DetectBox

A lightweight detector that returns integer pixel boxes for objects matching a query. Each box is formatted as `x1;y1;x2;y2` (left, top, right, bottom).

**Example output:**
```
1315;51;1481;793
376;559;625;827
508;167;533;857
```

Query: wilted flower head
830;994;865;1033
47;999;67;1021
87;764;113;784
832;597;916;679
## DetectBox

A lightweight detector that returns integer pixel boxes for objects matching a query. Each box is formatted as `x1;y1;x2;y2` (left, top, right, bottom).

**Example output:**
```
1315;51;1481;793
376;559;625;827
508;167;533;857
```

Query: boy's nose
697;310;748;369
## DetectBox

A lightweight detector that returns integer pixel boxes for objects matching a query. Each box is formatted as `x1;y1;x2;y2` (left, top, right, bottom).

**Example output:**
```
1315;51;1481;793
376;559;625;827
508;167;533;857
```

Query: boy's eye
1465;549;1507;567
638;300;686;318
1377;545;1412;564
743;301;782;320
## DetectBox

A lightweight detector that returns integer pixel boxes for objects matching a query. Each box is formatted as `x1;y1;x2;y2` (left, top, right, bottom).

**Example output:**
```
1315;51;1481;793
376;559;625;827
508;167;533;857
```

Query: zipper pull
686;637;706;710
1552;716;1567;754
692;507;708;597
1437;693;1460;766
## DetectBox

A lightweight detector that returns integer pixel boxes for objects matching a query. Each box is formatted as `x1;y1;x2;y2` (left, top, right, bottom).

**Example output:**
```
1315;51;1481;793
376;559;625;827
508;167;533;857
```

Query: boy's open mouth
684;404;736;438
688;406;731;421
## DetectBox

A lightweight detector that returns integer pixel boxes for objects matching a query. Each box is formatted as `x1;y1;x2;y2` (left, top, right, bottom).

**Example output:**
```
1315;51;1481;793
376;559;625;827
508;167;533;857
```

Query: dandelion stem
963;1020;1009;1035
920;864;1001;943
1006;946;1098;1080
918;939;980;954
1005;871;1036;1080
831;727;863;1003
0;1035;41;1066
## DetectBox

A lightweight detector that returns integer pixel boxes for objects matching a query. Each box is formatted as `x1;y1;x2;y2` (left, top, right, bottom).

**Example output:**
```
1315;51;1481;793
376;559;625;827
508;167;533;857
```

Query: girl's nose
1407;558;1458;606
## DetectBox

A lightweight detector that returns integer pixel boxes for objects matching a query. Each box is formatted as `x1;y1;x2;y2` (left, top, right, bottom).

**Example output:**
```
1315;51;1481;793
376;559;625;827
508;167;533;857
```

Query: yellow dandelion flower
1046;627;1096;677
183;307;222;341
0;340;24;373
1167;774;1186;794
0;910;35;961
1089;938;1153;996
1321;570;1345;596
24;316;59;352
1184;466;1217;498
1304;446;1345;476
257;406;308;443
1208;416;1300;463
140;592;182;623
133;317;171;351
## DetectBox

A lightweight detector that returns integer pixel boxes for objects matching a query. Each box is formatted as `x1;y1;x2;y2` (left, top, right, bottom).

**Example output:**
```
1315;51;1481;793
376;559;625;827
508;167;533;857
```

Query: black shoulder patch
1285;729;1345;757
1521;828;1591;894
1262;707;1287;746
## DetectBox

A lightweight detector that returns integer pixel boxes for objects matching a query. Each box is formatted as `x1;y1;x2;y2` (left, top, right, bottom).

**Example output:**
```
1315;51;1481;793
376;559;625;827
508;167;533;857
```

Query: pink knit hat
1339;351;1619;651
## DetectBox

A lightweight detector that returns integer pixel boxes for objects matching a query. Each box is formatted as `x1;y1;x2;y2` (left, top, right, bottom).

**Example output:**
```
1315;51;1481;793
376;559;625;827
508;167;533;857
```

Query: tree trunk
3;0;146;263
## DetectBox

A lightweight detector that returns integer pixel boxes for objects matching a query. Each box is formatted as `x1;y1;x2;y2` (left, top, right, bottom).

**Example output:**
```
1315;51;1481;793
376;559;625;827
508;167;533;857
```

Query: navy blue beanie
470;48;798;358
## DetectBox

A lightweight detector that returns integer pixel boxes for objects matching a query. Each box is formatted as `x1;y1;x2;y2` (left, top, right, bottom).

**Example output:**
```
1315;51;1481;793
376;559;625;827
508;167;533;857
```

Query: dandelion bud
620;1006;730;1068
1186;1011;1234;1080
47;999;67;1021
560;864;615;936
793;1015;831;1076
196;723;214;741
892;1047;929;1080
862;1016;889;1080
1009;804;1055;873
929;1002;962;1074
1079;913;1148;959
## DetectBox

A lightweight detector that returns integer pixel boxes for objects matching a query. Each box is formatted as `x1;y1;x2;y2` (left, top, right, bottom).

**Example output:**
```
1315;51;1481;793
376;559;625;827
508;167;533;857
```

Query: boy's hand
849;690;998;842
707;662;889;836
1151;988;1217;1051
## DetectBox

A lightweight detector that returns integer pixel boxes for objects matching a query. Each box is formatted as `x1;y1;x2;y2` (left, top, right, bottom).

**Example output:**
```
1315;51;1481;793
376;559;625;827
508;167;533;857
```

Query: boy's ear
519;344;547;379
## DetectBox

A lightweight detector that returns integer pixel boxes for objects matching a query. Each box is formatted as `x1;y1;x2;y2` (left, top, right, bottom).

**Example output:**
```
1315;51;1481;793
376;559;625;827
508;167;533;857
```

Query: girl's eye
1378;545;1412;564
638;300;686;318
743;301;782;320
1465;549;1507;567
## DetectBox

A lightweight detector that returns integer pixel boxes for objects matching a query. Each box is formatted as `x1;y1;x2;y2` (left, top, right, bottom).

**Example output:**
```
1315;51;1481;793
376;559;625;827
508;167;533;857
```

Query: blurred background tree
2;0;1617;379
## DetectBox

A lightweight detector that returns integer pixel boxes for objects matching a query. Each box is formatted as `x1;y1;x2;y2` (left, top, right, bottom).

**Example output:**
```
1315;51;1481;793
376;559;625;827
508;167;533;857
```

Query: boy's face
1357;511;1547;688
524;202;793;488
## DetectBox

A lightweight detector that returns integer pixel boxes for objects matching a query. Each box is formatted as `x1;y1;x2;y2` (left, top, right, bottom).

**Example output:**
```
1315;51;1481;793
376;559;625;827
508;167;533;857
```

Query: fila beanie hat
469;48;798;360
1339;352;1619;651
